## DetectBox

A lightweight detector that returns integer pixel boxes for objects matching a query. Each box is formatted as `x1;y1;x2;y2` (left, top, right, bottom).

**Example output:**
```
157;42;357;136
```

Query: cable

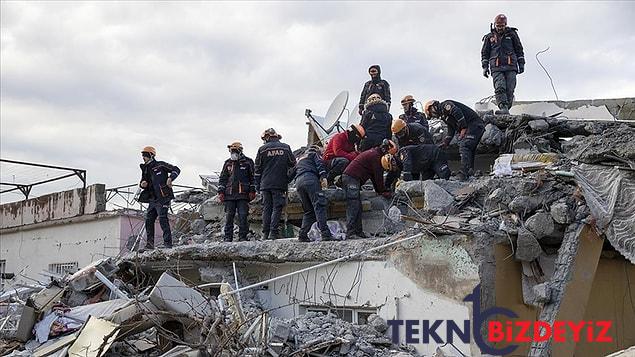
536;47;559;101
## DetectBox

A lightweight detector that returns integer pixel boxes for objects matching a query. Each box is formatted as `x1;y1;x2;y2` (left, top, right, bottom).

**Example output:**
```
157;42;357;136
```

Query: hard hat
494;14;507;25
141;146;156;156
424;100;439;117
365;93;383;106
261;128;282;141
228;142;243;151
391;119;407;134
350;124;365;138
381;154;394;171
400;95;415;105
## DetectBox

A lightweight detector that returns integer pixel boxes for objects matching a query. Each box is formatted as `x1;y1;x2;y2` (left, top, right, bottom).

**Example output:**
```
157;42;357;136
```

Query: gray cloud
2;1;634;200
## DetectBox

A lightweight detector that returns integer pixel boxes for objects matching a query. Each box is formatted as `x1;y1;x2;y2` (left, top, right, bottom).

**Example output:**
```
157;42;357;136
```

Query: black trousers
342;174;363;235
492;71;517;107
326;157;350;184
459;125;485;175
262;190;286;238
146;200;172;247
296;174;331;239
224;199;249;241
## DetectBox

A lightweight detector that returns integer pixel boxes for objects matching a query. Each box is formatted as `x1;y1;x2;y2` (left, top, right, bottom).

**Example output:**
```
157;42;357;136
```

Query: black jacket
439;100;485;142
399;108;429;130
385;144;447;186
139;159;180;204
290;151;327;181
254;138;296;191
481;27;525;72
360;102;393;144
395;122;433;147
359;80;391;111
218;154;255;201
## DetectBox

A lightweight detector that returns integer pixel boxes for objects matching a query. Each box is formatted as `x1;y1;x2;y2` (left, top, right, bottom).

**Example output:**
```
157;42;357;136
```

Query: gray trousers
492;71;517;107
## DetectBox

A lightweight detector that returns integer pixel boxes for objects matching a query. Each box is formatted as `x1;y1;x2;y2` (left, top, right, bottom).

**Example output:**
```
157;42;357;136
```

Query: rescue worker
391;118;433;147
342;139;396;239
358;65;391;115
218;142;256;242
481;13;525;114
359;94;392;151
384;144;451;189
138;146;180;249
255;128;296;240
323;124;365;186
398;95;429;129
424;100;485;181
290;146;334;242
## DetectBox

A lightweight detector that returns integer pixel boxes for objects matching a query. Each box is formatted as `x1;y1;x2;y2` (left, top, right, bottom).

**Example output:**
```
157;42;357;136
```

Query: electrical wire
536;47;559;101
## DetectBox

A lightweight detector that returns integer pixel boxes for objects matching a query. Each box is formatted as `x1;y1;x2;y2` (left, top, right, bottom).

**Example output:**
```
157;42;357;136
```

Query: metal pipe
94;270;130;300
233;262;245;315
221;233;424;297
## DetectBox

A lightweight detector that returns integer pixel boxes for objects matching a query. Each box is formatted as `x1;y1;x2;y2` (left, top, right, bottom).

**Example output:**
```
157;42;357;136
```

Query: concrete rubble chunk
149;272;217;321
508;195;541;217
516;227;543;262
367;314;388;333
532;283;551;305
481;123;505;147
528;119;549;132
190;218;207;234
423;182;455;212
550;202;573;224
526;211;565;244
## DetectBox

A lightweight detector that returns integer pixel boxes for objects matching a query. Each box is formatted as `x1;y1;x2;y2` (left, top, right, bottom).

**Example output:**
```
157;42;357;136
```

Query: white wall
0;215;123;285
241;260;476;356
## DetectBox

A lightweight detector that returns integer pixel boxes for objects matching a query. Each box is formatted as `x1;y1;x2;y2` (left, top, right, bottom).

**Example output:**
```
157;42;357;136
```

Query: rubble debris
563;124;635;164
67;316;120;357
516;227;543;262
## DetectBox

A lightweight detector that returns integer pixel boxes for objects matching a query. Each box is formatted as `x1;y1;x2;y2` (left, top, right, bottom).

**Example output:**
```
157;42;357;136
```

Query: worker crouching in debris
358;64;391;115
481;13;525;114
291;146;334;242
384;144;451;188
342;139;396;239
398;95;429;129
218;142;256;242
138;146;180;249
323;124;364;186
391;118;433;147
425;99;485;181
255;128;297;240
359;94;393;151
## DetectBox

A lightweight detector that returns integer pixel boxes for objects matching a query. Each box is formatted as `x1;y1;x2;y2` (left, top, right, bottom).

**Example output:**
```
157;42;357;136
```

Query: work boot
223;236;233;242
321;234;334;242
495;103;509;115
269;232;280;240
163;243;173;249
298;235;310;242
238;236;248;242
262;231;269;241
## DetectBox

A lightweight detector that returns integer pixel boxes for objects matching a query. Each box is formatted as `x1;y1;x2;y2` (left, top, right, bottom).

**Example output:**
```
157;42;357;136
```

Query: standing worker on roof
398;95;429;129
358;65;391;115
342;139;396;240
323;124;365;186
424;100;485;181
255;128;296;240
218;142;256;242
359;94;393;151
138;146;180;249
290;146;334;242
481;14;525;114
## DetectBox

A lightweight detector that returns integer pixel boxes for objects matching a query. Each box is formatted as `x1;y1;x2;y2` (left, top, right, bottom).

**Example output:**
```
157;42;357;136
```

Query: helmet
365;93;383;107
261;128;282;141
381;154;394;171
350;123;365;138
307;145;323;154
391;119;407;134
400;95;415;106
494;14;507;25
228;142;243;152
424;100;439;118
141;146;156;156
380;139;398;155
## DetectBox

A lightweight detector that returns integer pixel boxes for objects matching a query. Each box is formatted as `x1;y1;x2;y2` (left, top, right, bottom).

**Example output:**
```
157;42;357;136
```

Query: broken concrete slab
525;211;556;239
508;195;541;217
149;272;217;321
550;201;573;224
516;227;543;262
68;316;119;357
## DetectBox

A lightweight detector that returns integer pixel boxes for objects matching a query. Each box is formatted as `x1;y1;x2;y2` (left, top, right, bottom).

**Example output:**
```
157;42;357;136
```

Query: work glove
518;64;525;74
483;67;490;78
381;191;393;199
320;178;328;189
249;192;256;201
218;192;225;203
459;128;467;139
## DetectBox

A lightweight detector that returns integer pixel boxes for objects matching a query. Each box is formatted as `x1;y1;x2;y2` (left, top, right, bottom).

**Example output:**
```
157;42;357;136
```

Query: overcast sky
1;1;634;200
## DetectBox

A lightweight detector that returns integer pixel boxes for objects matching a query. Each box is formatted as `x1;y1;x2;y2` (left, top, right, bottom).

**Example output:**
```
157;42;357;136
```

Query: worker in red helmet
481;14;525;114
138;146;180;249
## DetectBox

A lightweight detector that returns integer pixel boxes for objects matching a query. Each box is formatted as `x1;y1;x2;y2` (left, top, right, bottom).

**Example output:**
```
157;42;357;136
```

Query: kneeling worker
218;142;256;242
342;139;396;239
291;146;334;242
384;144;451;188
391;118;433;147
323;124;364;186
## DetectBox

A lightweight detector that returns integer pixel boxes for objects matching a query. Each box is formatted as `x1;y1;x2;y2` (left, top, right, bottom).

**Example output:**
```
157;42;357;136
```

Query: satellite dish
323;91;348;132
346;105;361;129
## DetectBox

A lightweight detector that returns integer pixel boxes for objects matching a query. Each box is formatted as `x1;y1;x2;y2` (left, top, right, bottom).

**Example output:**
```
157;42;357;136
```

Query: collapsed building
1;97;634;356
